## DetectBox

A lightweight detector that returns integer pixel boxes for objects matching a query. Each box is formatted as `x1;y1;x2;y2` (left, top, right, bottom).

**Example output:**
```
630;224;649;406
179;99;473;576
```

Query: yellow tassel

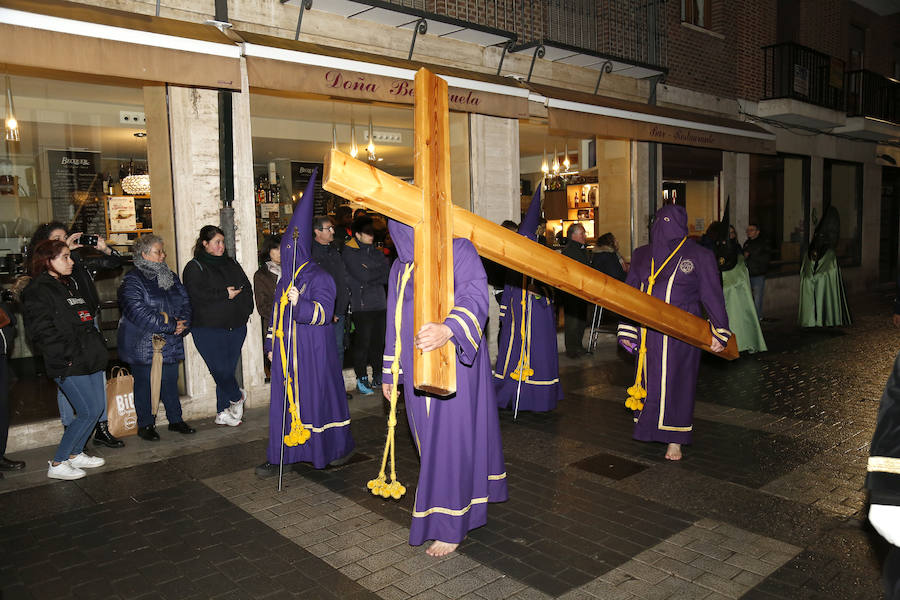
276;262;311;446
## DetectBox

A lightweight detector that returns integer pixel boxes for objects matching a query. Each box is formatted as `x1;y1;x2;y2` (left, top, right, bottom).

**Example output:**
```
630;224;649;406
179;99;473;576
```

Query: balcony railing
763;42;845;112
846;70;900;125
368;0;668;71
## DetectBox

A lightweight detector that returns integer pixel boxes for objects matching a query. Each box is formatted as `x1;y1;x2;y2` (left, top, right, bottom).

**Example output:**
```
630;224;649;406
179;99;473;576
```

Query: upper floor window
849;24;865;71
682;0;711;28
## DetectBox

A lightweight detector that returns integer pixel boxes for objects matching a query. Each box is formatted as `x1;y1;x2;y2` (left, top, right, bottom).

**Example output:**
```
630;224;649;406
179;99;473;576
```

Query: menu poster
47;149;104;236
108;196;137;232
291;161;333;216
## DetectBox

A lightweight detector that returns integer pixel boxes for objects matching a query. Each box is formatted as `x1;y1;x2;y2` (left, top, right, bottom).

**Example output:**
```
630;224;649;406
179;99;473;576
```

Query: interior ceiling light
349;114;358;159
562;141;570;170
121;174;151;195
541;146;549;174
552;145;560;174
4;75;19;142
133;131;147;138
366;115;376;161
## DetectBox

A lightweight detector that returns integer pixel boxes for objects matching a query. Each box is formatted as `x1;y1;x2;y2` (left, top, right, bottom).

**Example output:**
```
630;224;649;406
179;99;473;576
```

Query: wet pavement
1;289;897;600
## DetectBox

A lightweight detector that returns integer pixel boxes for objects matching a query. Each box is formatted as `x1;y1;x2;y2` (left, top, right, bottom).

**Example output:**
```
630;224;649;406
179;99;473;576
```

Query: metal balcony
835;69;900;140
759;42;847;129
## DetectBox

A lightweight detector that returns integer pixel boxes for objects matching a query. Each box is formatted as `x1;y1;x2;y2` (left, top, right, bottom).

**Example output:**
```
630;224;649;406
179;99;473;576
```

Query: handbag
106;366;136;438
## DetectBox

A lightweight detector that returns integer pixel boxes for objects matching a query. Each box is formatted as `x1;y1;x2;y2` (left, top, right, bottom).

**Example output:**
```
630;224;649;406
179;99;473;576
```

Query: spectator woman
118;235;195;441
27;222;125;449
253;234;281;343
23;240;107;480
182;225;253;426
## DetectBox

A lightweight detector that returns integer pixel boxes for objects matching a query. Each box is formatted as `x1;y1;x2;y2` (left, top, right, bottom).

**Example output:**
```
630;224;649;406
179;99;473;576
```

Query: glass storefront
749;154;810;275
1;73;151;422
823;159;863;266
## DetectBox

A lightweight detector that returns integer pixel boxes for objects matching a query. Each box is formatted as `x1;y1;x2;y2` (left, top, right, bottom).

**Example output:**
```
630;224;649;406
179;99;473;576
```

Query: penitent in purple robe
265;170;354;469
617;205;731;445
382;220;508;546
494;187;562;412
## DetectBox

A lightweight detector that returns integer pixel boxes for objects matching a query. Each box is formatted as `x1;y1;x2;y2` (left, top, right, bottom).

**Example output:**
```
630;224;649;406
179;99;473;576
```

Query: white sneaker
69;453;105;469
215;409;241;427
228;389;246;421
47;460;86;480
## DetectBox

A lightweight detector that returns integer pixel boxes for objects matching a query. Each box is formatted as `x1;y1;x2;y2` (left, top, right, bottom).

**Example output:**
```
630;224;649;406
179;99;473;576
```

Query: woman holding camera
23;240;108;480
182;226;253;427
27;222;125;449
118;235;194;441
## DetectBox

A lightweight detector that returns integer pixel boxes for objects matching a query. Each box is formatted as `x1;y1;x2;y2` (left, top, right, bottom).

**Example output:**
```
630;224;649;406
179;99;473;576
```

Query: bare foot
426;540;458;557
665;443;682;461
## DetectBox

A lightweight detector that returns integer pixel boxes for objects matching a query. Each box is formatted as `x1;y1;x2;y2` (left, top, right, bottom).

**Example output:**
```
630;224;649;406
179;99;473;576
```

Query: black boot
93;421;125;448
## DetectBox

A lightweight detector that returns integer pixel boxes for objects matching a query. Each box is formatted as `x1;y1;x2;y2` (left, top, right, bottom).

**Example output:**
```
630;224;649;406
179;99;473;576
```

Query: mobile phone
81;234;99;247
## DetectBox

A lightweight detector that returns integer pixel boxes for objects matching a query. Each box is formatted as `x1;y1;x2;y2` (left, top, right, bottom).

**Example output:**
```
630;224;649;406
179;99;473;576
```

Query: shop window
823;159;863;267
682;0;711;28
1;73;148;423
748;154;810;275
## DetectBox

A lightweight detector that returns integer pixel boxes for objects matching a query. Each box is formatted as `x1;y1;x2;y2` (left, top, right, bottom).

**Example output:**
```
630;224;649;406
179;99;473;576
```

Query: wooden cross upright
324;68;737;396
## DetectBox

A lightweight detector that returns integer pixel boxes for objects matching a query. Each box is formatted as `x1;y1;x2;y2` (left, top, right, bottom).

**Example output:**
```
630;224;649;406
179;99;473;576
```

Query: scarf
134;255;175;290
195;251;228;265
266;260;281;284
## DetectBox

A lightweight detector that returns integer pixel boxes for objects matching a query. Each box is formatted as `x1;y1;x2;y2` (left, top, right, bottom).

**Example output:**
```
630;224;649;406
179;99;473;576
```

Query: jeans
130;362;183;428
334;314;346;370
749;275;766;319
58;376;108;427
54;372;105;463
191;326;246;413
351;310;385;381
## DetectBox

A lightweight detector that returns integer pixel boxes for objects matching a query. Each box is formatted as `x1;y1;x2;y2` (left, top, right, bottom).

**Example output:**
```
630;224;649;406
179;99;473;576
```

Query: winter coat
253;264;278;337
342;238;389;313
742;236;770;277
561;239;591;314
70;248;124;317
22;272;108;378
182;255;254;329
117;267;192;365
312;241;350;317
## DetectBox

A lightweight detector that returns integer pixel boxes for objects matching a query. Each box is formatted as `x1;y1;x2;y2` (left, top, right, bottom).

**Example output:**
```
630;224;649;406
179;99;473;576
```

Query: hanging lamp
4;76;19;142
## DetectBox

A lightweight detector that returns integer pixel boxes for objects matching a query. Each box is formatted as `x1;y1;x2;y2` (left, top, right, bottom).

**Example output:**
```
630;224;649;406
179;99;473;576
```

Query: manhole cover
571;453;648;480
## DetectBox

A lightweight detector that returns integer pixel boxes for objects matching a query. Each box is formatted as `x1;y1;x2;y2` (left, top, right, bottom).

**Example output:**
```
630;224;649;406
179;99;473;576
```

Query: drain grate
571;452;648;480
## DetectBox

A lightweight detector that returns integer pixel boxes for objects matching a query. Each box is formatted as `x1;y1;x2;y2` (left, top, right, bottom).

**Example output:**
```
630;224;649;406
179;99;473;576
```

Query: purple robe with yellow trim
494;187;562;412
383;220;508;546
264;170;354;469
617;205;731;445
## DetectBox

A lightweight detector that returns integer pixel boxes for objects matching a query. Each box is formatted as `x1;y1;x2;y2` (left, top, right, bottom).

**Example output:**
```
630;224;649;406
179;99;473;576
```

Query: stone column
469;114;519;361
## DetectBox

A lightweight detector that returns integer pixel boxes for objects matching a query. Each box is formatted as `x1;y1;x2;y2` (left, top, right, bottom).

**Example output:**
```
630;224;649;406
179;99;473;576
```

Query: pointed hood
517;185;542;241
650;204;688;265
280;168;317;278
388;218;414;263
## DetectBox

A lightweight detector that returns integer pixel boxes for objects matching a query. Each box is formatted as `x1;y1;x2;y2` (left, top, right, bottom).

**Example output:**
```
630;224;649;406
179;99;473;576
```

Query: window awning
238;30;530;120
0;0;242;90
531;83;777;155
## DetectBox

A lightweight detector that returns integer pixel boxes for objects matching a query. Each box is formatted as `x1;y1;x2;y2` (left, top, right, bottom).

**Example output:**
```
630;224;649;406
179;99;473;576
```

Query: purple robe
494;280;562;412
264;169;354;469
617;205;731;445
383;220;508;546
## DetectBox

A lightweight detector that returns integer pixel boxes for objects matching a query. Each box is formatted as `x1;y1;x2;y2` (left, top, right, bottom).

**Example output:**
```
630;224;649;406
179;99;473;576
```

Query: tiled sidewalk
0;291;896;599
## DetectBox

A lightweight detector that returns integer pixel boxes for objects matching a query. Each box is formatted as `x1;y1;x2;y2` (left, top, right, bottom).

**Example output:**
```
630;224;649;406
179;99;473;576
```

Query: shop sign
246;57;528;119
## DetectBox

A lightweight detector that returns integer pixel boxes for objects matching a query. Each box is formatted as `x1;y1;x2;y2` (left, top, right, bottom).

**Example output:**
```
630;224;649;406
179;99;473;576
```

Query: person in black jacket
253;234;281;352
23;240;108;480
182;225;254;427
312;216;351;375
342;215;390;395
742;223;770;319
561;223;591;358
118;235;194;441
0;298;24;478
28;221;125;449
591;232;627;282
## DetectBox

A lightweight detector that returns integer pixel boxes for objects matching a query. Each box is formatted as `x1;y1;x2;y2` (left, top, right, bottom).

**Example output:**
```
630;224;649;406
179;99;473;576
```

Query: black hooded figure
798;206;851;327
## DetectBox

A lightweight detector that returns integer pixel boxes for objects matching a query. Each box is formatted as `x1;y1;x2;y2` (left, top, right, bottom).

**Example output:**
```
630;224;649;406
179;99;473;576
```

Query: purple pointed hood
388;218;414;263
517;186;542;241
650;203;688;265
280;168;317;278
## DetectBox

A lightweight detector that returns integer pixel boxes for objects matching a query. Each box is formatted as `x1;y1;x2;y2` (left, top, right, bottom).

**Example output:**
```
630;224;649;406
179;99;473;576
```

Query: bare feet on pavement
665;443;682;461
426;541;458;557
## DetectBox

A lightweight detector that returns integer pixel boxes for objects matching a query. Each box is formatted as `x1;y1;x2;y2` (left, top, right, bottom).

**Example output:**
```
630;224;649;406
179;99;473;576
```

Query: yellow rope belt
510;275;534;382
368;262;414;500
625;237;686;411
277;261;311;447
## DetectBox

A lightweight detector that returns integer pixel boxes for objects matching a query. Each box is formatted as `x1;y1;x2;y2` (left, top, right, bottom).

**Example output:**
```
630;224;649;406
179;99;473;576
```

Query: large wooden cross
324;69;737;396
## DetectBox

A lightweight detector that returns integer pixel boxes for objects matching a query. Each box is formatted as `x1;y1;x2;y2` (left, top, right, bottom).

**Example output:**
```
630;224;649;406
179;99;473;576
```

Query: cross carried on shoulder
324;68;737;396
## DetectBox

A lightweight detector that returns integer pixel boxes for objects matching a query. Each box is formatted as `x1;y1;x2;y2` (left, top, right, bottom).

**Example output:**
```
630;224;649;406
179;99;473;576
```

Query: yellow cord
625;238;687;411
510;276;534;381
367;262;414;500
277;261;312;447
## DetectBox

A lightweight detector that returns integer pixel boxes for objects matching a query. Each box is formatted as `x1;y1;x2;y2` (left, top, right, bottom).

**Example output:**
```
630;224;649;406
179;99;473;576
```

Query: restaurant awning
0;0;242;90
532;83;777;155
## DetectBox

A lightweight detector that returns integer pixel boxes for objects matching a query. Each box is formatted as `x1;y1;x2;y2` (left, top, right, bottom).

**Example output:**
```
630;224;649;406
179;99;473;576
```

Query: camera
81;234;99;247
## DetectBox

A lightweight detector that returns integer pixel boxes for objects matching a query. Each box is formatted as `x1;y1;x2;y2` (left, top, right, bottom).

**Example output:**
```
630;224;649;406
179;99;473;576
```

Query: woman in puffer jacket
117;235;194;441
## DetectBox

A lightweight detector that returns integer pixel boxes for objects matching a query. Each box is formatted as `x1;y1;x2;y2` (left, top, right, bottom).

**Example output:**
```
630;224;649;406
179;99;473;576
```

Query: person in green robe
798;206;851;327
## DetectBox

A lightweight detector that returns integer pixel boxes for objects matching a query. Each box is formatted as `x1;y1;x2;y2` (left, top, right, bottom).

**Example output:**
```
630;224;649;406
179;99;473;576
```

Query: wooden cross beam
323;69;738;395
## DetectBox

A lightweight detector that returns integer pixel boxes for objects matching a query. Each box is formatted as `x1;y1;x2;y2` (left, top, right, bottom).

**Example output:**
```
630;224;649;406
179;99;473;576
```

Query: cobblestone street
1;290;897;600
